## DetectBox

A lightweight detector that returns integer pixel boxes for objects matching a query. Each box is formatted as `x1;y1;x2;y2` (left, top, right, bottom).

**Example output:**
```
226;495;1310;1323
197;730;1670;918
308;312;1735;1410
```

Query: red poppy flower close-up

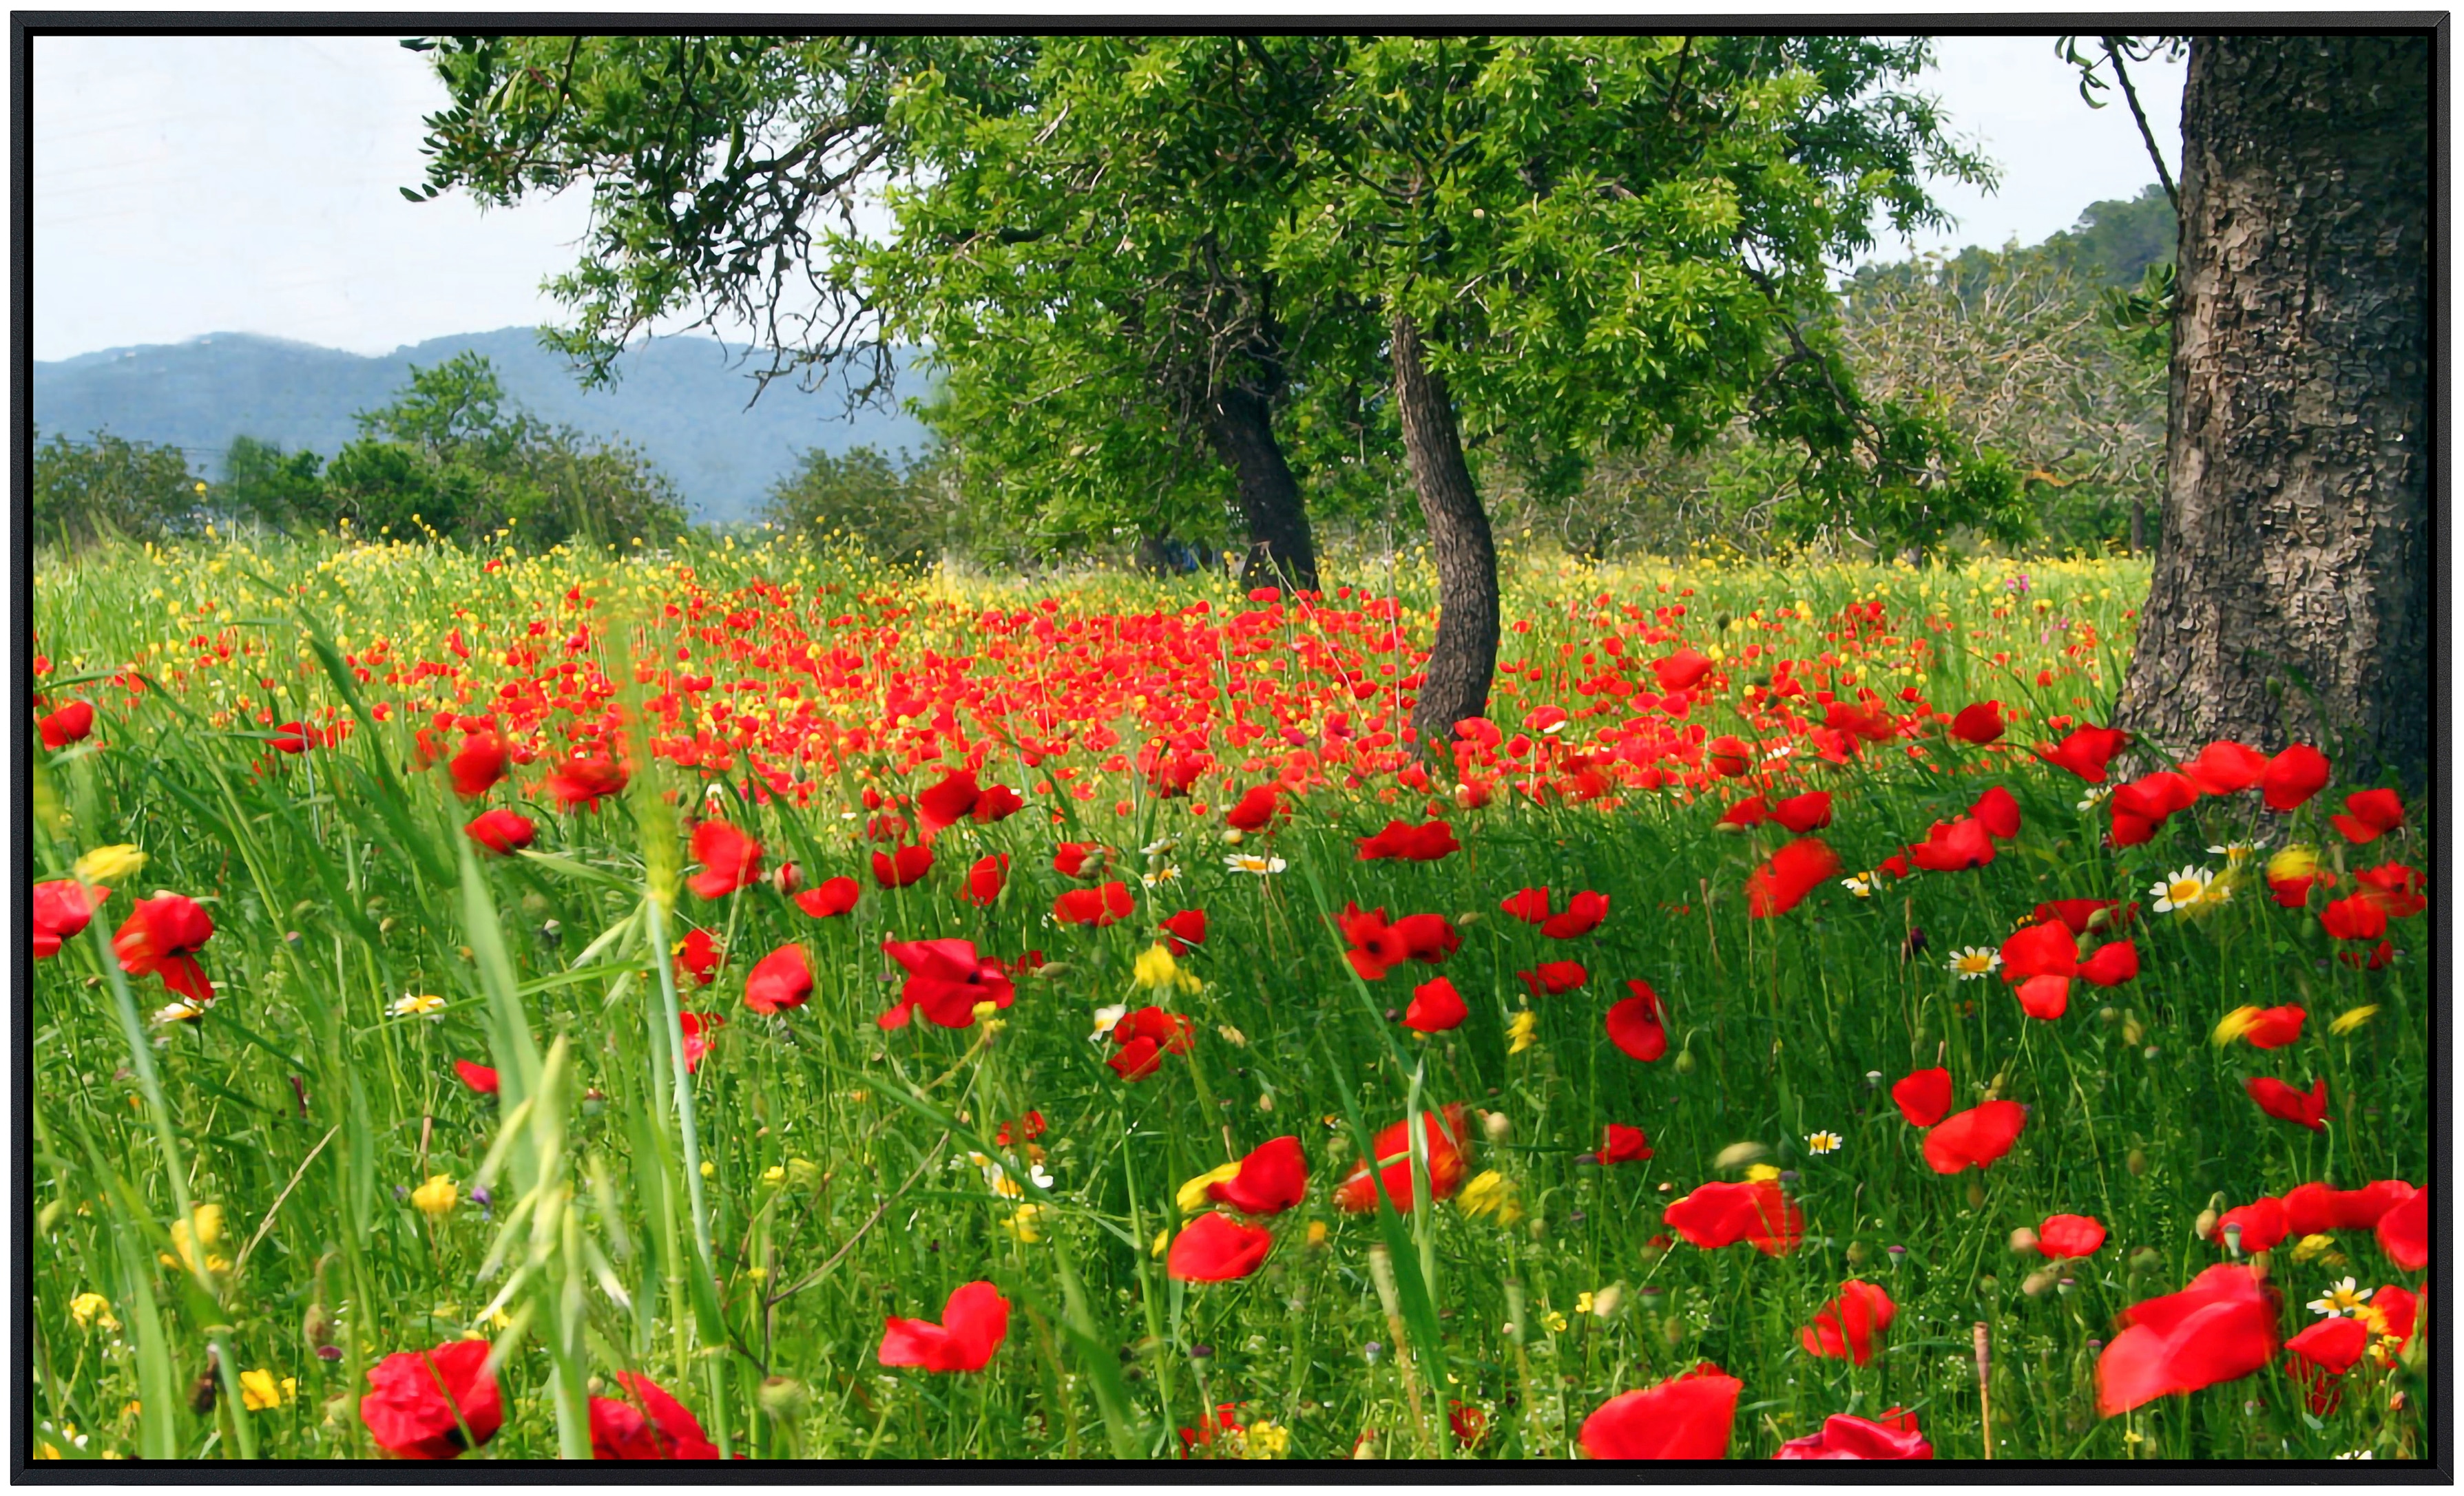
1662;1180;1804;1255
879;937;1015;1029
1403;976;1468;1033
589;1373;720;1460
446;730;509;799
39;700;95;750
453;1059;499;1095
32;878;106;959
1799;1281;1897;1366
2377;1186;2428;1271
2036;1213;2107;1259
688;821;762;900
1605;981;1669;1063
1518;960;1588;998
1333;1104;1468;1214
1891;1067;1954;1128
1746;836;1840;917
465;808;536;855
360;1340;504;1460
1599;1123;1653;1165
1949;699;2004;745
1578;1363;1741;1460
1775;1411;1933;1461
2246;1076;2329;1132
1921;1101;2027;1174
794;876;861;918
112;892;216;1002
742;944;813;1016
962;854;1010;908
878;1281;1010;1373
1054;880;1135;927
2096;1265;2279;1415
2178;739;2268;796
872;842;935;889
1541;889;1610;939
1207;1135;1309;1216
2259;744;2331;812
543;752;628;812
2330;787;2405;844
1167;1212;1275;1282
1159;908;1209;954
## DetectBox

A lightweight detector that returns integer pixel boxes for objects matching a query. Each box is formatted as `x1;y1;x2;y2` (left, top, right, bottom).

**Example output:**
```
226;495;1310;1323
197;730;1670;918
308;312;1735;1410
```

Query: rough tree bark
1204;383;1319;593
2117;34;2430;786
1391;310;1500;750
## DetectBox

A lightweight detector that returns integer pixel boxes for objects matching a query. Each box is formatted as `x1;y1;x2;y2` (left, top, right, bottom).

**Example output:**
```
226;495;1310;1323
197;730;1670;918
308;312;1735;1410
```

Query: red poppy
38;701;94;750
1054;880;1134;927
1448;1400;1490;1450
1800;1281;1896;1366
453;1059;499;1095
2178;739;2269;796
1908;817;1995;872
2280;1179;2416;1236
1705;735;1753;777
1333;1104;1469;1214
464;808;536;855
2225;1004;2304;1048
1541;889;1610;939
1662;1180;1804;1255
1501;887;1555;925
2377;1186;2428;1271
879;937;1015;1029
688;821;762;900
1949;700;2005;745
878;1281;1009;1373
1652;646;1716;693
1106;1006;1194;1082
1775;1411;1933;1460
2246;1076;2328;1131
1518;960;1588;997
1921;1101;2027;1174
674;927;722;987
1355;818;1460;861
589;1371;720;1460
1746;836;1840;917
2319;894;2390;942
871;842;934;889
1969;785;2021;841
794;875;860;918
2283;1316;2370;1415
1389;913;1461;962
1226;783;1288;832
1891;1067;1954;1128
269;721;316;755
915;767;982;838
2371;1283;2421;1357
1207;1136;1309;1216
1599;1123;1653;1165
2259;744;2331;812
1159;908;1208;954
1340;905;1458;980
543;752;628;812
1403;976;1468;1033
32;879;106;959
971;782;1025;823
678;1012;722;1073
2096;1264;2279;1415
1716;795;1771;830
1167;1213;1275;1282
112;892;215;1002
1052;841;1112;878
2211;1197;2289;1254
2036;1213;2107;1259
2108;769;2201;845
742;945;813;1015
359;1339;504;1459
2353;862;2428;918
1579;1363;1741;1460
962;854;1009;908
1773;791;1835;834
448;730;509;799
1605;981;1669;1063
2033;898;2134;935
1108;1038;1165;1082
1998;919;2136;1020
1179;1402;1247;1459
2038;724;2127;783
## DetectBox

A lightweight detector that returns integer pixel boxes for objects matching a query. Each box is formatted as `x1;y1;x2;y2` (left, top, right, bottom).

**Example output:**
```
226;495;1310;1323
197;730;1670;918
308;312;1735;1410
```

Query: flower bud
2021;1267;2060;1298
2125;1147;2149;1177
1672;1049;1696;1075
1482;1110;1513;1146
1966;1179;1987;1210
758;1376;809;1419
2007;1227;2040;1256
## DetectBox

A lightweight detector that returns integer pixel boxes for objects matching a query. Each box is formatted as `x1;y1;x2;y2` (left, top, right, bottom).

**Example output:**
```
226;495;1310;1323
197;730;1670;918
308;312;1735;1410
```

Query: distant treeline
37;187;2171;566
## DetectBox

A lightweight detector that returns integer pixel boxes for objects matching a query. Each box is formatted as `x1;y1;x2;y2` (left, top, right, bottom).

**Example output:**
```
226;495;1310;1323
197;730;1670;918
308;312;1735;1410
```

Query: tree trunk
2117;35;2429;786
1392;310;1500;750
1204;385;1318;593
2127;496;2146;556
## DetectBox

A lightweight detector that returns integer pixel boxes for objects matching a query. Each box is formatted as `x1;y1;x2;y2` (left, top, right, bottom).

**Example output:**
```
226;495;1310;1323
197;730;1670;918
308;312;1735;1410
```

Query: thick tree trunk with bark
1204;385;1319;593
2118;35;2430;786
1392;310;1500;750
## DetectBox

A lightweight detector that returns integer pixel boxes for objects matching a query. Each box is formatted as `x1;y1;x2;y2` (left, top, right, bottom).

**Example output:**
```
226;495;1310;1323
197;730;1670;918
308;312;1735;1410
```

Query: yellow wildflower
2330;1005;2381;1035
2266;845;2321;885
1543;1309;1569;1334
410;1174;457;1219
1176;1161;1243;1215
2290;1234;2343;1266
1305;1220;1329;1249
1000;1205;1046;1244
74;844;146;885
1244;1417;1291;1459
1745;1163;1784;1184
761;1165;786;1186
164;1204;227;1274
2213;1006;2264;1045
1132;944;1181;991
1506;1011;1539;1054
238;1369;291;1411
69;1292;117;1331
1456;1170;1523;1225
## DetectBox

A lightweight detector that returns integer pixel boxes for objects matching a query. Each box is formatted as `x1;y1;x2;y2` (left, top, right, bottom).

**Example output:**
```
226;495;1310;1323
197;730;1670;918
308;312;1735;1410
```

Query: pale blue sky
33;33;2186;362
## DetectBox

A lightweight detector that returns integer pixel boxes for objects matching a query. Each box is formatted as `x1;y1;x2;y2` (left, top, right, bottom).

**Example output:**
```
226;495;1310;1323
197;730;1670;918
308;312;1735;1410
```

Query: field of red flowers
28;536;2428;1460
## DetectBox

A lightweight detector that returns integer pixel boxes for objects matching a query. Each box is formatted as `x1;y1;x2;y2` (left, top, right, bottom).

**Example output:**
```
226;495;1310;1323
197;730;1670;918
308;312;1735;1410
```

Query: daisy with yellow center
2307;1277;2373;1318
2206;838;2265;865
2151;865;2223;915
1948;946;2001;980
1839;872;1876;898
391;992;447;1018
1806;1130;1844;1156
1224;852;1286;876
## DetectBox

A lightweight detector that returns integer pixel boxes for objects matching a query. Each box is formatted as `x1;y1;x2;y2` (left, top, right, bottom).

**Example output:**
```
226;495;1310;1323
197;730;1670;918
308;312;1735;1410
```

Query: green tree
760;443;952;567
218;436;332;533
32;428;203;547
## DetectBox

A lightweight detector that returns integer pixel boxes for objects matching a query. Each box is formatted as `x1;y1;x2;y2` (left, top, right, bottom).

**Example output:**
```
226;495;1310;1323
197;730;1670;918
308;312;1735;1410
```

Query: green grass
28;533;2425;1461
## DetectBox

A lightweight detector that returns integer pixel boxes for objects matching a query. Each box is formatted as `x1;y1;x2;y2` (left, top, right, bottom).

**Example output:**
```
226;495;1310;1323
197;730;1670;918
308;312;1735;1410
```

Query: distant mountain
33;328;935;522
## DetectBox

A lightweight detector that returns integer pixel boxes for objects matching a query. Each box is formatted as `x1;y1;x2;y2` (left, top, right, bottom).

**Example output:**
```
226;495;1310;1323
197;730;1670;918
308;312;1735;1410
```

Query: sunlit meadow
28;531;2428;1462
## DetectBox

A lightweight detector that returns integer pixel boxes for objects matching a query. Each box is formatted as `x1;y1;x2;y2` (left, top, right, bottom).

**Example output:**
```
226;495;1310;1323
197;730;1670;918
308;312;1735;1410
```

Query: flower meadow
27;536;2430;1462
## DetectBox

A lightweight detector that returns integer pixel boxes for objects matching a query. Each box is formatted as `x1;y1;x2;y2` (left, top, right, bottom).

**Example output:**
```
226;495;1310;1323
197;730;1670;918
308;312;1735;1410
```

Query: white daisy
2151;866;2223;914
1805;1130;1843;1155
1840;873;1875;898
391;991;447;1018
1089;1003;1128;1044
2076;785;2113;812
2308;1278;2374;1318
2205;837;2267;865
1224;852;1286;876
1948;946;2002;980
